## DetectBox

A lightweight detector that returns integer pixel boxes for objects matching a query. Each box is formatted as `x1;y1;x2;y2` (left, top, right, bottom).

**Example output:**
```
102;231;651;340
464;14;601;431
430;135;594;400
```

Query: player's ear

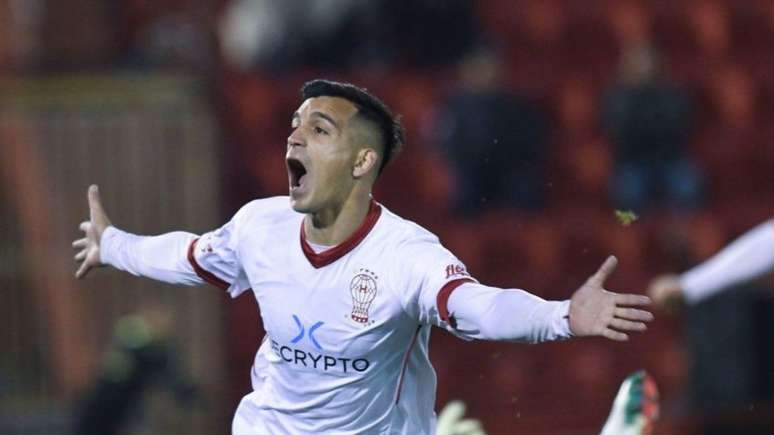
352;148;379;179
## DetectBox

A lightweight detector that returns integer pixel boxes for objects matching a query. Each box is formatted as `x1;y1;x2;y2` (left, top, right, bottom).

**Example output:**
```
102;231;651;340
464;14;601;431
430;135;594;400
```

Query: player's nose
287;127;306;148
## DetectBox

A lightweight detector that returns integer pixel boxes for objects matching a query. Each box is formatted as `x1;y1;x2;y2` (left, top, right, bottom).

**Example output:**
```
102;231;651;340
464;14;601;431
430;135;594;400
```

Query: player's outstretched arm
72;185;236;289
648;219;774;308
73;184;112;279
444;256;652;343
568;256;653;341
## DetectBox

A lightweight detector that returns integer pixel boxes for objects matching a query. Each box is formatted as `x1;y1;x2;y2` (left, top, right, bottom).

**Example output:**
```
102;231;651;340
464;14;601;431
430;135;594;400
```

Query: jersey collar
300;199;382;268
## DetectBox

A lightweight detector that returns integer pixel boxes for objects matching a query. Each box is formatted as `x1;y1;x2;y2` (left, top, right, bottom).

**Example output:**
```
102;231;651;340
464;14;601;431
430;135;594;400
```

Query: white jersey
101;196;571;434
680;218;774;304
170;197;471;434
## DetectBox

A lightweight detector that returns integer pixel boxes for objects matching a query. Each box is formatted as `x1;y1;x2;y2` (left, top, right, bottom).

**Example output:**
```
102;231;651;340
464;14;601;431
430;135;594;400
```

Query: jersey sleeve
393;229;572;343
187;211;251;297
395;232;477;336
447;282;572;343
680;218;774;304
100;206;251;297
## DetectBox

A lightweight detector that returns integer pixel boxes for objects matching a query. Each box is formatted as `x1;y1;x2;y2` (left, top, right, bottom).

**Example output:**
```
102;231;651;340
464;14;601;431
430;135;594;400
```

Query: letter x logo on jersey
291;314;324;351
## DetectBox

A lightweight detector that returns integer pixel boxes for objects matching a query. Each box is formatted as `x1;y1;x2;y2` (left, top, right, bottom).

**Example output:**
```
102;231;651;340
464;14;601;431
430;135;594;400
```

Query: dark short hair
301;79;405;175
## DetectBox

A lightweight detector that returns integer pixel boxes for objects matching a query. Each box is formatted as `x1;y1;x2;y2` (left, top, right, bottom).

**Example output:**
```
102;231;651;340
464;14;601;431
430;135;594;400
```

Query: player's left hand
569;256;653;341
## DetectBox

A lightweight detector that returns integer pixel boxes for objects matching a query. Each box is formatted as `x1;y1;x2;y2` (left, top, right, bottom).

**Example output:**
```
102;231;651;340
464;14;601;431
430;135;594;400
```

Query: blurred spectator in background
219;0;364;71
434;48;549;216
377;0;478;68
117;0;213;71
698;65;774;203
602;43;704;212
33;0;213;71
131;10;210;70
552;77;612;208
648;219;774;430
73;305;197;435
219;0;477;71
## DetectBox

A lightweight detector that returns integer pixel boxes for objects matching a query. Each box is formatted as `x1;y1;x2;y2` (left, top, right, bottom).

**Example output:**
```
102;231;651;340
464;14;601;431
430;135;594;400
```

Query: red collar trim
300;200;382;268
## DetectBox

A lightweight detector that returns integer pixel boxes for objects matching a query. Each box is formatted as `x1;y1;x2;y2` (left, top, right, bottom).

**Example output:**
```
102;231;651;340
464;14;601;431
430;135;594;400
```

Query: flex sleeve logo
445;263;470;279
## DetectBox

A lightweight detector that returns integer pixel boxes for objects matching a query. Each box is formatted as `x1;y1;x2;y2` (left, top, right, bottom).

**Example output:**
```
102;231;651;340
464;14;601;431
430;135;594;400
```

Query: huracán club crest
350;268;378;323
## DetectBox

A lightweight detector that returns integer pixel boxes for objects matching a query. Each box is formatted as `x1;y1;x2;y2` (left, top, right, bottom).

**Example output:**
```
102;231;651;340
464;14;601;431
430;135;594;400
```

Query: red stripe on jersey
300;199;382;268
437;278;475;323
394;325;422;404
187;238;230;290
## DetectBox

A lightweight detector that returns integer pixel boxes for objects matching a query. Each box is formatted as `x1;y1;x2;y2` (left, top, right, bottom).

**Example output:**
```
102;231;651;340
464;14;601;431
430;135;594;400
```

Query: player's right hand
647;274;684;313
73;184;112;279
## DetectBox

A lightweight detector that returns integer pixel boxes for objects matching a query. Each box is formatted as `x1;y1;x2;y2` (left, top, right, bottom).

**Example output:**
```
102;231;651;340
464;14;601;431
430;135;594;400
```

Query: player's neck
304;190;372;246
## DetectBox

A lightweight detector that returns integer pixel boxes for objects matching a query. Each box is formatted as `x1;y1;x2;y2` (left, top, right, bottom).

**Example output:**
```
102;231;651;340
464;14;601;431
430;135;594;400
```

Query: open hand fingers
79;221;91;233
74;185;106;280
74;249;87;262
603;328;629;342
614;293;651;306
615;307;654;322
75;260;91;279
589;255;618;286
87;185;104;219
72;238;88;249
610;317;647;332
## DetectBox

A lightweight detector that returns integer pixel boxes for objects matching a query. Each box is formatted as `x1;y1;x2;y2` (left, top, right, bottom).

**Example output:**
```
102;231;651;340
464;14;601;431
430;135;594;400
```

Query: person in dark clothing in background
219;0;478;71
602;43;704;212
73;306;196;435
435;48;549;216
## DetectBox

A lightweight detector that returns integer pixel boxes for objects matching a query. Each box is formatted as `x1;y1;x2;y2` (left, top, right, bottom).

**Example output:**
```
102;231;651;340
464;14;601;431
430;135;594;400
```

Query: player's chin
288;189;312;213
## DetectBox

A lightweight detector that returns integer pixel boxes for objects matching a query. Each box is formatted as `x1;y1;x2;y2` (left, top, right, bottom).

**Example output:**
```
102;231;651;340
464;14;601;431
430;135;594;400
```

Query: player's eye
314;126;329;135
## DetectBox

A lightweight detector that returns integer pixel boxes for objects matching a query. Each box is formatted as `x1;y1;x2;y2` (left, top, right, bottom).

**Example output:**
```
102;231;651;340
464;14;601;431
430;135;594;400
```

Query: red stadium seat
686;0;732;59
549;135;613;210
606;0;654;49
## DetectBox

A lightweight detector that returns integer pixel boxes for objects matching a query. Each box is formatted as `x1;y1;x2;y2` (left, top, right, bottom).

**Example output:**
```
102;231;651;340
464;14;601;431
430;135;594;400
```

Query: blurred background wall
1;1;772;434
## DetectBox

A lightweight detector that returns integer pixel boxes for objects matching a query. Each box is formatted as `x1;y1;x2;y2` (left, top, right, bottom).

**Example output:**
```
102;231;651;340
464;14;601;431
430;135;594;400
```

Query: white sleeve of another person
680;218;774;304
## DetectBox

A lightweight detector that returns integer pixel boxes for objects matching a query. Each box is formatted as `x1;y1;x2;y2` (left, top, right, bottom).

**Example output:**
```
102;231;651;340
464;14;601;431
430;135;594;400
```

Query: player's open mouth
287;158;308;193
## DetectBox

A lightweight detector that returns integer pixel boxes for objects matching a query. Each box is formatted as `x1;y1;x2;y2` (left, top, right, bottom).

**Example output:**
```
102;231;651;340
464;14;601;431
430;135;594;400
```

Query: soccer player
648;219;774;308
73;80;653;434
